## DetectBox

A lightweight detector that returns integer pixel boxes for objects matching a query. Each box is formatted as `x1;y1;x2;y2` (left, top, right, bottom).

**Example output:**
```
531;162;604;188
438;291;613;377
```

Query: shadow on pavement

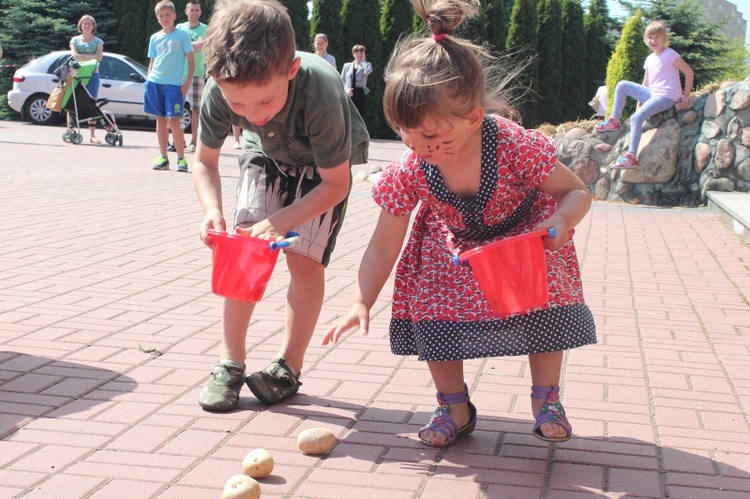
238;393;750;496
0;351;135;438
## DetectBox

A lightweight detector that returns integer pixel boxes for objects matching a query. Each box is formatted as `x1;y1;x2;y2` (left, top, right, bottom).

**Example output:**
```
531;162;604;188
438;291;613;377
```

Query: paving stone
0;123;748;497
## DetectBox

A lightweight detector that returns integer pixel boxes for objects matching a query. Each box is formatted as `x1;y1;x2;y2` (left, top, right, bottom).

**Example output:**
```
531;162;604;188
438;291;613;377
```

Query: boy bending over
193;0;369;411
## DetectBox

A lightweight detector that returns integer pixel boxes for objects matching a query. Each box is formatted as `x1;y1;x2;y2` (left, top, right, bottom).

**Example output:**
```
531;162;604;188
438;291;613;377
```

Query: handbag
46;84;65;111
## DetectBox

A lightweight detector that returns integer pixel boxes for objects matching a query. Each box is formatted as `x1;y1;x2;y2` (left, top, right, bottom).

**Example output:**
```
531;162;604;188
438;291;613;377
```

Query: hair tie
433;33;447;43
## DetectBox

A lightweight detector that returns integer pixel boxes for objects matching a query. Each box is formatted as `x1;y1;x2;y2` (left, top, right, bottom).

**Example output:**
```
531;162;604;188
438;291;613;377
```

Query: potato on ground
222;474;260;499
297;428;337;455
242;448;274;478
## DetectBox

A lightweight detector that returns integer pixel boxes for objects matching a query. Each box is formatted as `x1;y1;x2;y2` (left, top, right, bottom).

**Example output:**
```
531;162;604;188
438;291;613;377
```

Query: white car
7;50;191;130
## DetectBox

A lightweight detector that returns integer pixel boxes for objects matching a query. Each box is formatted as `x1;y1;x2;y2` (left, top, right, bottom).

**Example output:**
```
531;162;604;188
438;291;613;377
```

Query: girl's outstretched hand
322;303;370;345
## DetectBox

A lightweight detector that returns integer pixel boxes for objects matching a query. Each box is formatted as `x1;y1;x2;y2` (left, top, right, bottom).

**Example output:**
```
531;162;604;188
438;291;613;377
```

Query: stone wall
553;78;750;207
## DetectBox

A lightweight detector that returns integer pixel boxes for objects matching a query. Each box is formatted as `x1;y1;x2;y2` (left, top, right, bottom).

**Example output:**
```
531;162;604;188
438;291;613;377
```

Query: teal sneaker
152;155;169;170
245;358;302;405
199;361;246;412
177;157;188;172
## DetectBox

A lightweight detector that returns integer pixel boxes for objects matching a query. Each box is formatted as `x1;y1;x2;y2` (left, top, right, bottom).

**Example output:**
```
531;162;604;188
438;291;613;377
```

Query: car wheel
25;93;60;126
182;102;192;133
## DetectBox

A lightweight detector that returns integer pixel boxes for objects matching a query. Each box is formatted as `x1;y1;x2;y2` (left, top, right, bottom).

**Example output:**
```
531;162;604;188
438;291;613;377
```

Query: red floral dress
372;116;596;361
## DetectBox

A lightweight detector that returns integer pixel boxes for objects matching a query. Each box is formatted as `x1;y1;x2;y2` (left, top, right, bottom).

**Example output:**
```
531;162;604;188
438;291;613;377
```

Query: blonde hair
154;1;176;14
383;0;519;132
203;0;296;84
644;20;668;42
77;15;97;34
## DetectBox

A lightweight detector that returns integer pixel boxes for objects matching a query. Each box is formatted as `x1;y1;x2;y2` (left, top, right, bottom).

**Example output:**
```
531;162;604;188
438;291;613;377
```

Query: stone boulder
621;119;680;184
549;79;750;206
704;91;725;118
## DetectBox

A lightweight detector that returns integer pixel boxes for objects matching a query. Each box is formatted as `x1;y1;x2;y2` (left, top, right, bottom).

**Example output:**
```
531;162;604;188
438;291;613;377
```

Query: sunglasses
353;49;365;52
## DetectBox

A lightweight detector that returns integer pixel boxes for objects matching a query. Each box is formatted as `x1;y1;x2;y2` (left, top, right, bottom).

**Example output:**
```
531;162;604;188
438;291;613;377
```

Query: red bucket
457;230;550;316
209;230;280;303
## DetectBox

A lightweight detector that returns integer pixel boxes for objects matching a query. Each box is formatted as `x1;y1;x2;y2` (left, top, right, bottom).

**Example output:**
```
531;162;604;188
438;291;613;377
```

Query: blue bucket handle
269;231;300;250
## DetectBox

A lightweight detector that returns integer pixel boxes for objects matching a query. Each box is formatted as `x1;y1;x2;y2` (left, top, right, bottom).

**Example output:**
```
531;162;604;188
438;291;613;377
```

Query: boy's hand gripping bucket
208;230;297;303
455;229;554;316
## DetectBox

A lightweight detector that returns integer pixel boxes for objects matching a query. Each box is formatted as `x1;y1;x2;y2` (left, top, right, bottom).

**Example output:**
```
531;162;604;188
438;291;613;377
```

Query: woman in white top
69;14;104;143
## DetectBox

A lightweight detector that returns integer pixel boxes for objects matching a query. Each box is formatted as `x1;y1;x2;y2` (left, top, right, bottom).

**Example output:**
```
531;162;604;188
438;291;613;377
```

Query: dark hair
203;0;296;84
383;0;520;132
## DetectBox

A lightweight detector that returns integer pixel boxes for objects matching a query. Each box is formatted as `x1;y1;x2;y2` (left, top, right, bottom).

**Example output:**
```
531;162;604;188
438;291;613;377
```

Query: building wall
703;0;747;43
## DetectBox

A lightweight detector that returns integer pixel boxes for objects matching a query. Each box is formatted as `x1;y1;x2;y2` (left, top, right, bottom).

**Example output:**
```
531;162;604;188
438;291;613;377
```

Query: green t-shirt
177;21;207;78
199;52;369;169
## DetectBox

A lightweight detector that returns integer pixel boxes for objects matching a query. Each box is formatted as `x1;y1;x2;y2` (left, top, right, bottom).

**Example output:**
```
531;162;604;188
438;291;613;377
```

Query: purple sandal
418;384;477;447
531;385;572;442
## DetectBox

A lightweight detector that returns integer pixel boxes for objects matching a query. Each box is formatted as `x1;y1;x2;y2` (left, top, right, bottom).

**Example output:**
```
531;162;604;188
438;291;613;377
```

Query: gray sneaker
245;358;302;405
199;361;246;412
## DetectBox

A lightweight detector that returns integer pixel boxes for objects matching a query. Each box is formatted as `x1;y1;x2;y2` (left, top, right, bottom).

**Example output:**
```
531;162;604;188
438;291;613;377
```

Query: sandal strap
420;395;459;439
533;397;572;436
438;384;470;405
418;384;476;447
531;385;560;400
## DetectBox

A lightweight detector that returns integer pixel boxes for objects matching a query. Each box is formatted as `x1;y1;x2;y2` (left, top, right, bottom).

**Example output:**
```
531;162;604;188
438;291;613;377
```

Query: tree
506;0;539;127
715;38;750;82
280;0;311;50
536;0;563;125
485;0;507;55
379;0;417;139
0;0;117;63
342;0;385;137
310;0;344;62
560;0;588;121
604;10;649;118
456;1;488;45
381;0;414;62
503;0;514;31
584;0;611;107
112;0;150;63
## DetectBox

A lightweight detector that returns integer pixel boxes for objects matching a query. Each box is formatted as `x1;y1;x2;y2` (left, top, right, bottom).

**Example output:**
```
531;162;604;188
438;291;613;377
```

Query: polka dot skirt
373;115;597;361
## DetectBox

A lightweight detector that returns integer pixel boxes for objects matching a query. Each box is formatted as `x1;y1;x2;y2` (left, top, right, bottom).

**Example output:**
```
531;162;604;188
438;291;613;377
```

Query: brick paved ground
1;120;749;498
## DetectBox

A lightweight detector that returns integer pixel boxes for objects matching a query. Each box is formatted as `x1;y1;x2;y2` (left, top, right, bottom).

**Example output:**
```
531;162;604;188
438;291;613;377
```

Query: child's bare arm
182;52;195;97
93;42;103;62
536;162;591;251
674;56;694;100
192;143;225;247
248;161;351;240
323;210;410;344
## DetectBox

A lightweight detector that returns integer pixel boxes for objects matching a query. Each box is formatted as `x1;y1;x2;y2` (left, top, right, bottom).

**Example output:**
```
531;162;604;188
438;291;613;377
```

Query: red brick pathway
1;120;748;498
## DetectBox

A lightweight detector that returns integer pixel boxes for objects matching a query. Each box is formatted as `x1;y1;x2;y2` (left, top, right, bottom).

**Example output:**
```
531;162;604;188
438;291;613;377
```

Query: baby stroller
56;58;124;146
